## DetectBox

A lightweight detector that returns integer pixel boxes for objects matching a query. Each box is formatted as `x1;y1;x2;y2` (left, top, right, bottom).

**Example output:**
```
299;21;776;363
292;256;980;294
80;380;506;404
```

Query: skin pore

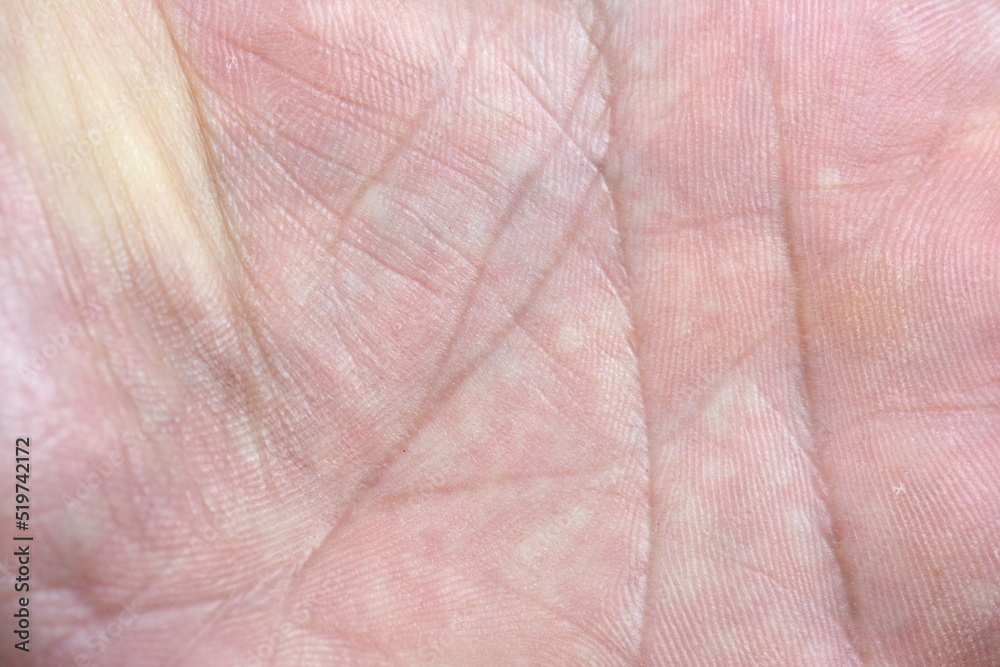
1;1;999;664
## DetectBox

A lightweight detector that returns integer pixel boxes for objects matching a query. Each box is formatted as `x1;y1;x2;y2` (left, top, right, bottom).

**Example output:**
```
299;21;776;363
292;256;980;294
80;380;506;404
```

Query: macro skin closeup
1;0;999;664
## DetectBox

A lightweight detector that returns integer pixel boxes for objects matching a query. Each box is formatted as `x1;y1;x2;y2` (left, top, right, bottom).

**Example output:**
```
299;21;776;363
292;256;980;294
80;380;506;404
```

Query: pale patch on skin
817;166;842;189
4;0;1000;664
406;381;499;481
700;456;738;482
700;379;798;486
358;183;393;223
701;379;775;439
701;380;743;439
629;34;704;107
555;320;585;355
285;268;313;307
516;505;591;567
884;4;929;62
360;568;397;619
338;265;369;301
784;507;817;536
960;106;1000;155
923;579;1000;655
970;580;1000;620
677;496;712;541
462;206;493;245
497;144;538;181
628;43;661;77
885;2;1000;81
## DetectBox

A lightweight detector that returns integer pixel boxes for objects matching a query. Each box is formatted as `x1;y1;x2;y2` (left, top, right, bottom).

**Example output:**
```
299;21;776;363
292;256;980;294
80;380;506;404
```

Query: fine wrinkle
588;1;656;663
763;27;864;665
153;0;291;489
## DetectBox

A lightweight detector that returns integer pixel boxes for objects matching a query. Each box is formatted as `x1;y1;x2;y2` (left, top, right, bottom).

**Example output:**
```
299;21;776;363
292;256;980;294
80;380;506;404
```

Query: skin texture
1;0;999;664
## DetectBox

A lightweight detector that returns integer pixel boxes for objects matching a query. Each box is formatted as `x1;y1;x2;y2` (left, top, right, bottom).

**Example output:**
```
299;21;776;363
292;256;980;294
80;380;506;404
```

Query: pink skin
1;0;999;664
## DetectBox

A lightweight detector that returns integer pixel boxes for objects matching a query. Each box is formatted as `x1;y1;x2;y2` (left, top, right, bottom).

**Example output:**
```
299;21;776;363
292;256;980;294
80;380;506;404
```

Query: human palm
2;1;999;664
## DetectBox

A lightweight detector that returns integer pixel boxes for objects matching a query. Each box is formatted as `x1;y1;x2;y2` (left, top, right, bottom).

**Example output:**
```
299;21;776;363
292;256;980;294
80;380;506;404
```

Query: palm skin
1;0;999;664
